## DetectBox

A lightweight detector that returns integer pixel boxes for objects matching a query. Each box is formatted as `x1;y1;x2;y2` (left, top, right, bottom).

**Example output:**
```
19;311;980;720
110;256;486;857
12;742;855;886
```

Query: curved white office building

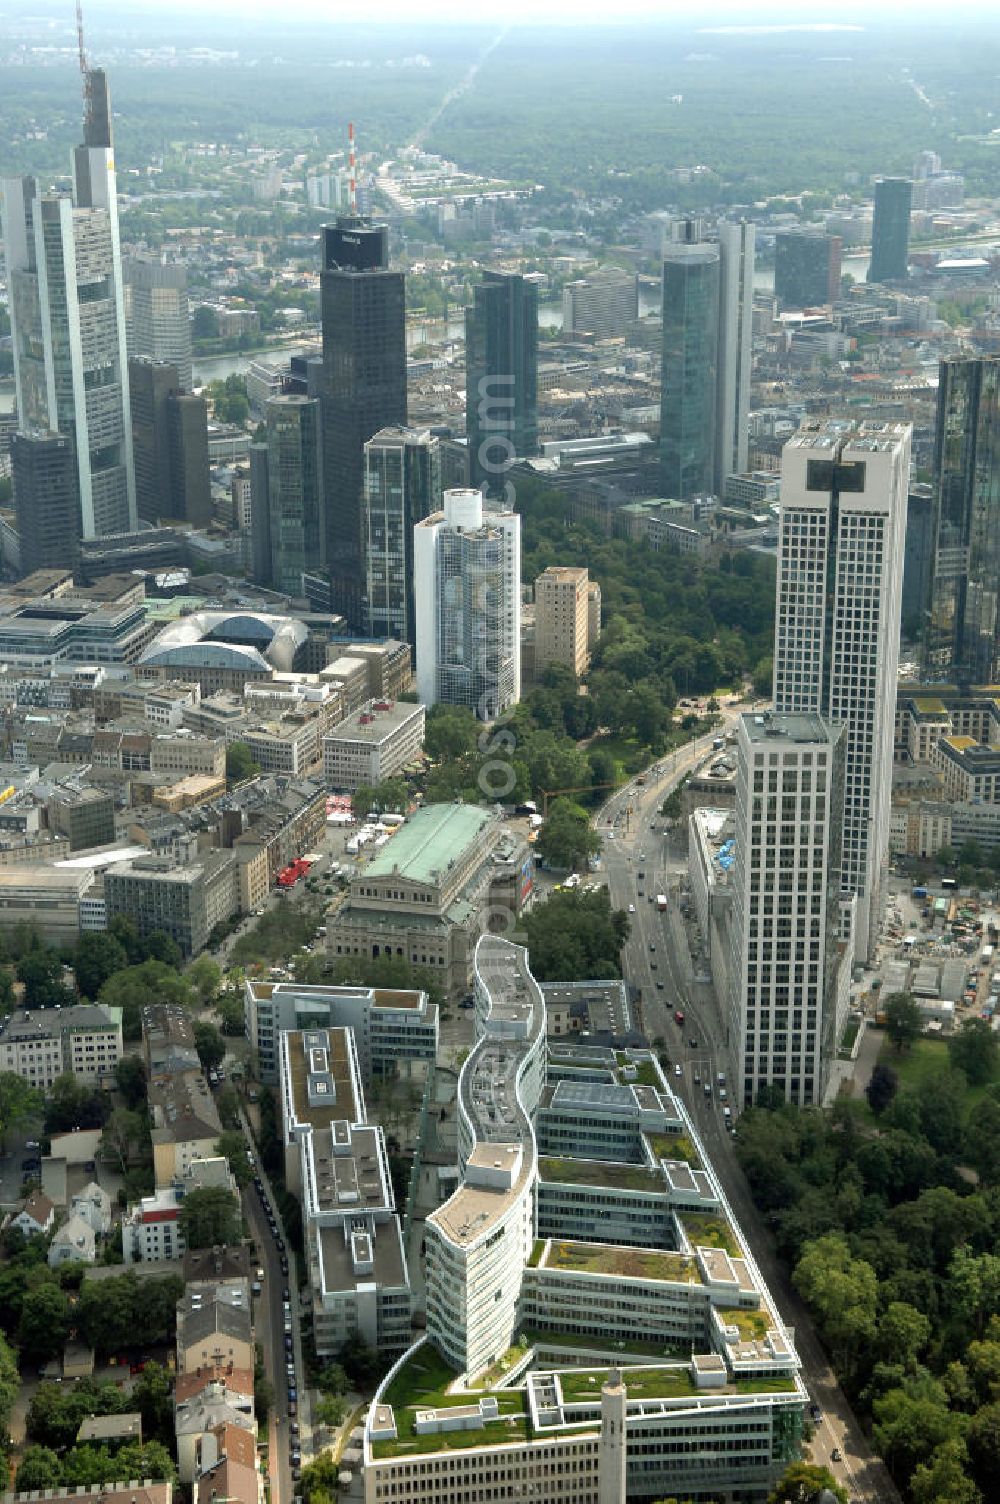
424;933;546;1379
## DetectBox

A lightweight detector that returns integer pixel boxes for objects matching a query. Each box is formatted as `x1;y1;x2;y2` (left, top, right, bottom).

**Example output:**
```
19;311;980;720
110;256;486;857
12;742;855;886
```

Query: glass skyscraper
868;177;912;285
362;426;442;644
320;215;407;628
252;395;324;598
926;357;1000;683
660;243;720;500
465;272;538;493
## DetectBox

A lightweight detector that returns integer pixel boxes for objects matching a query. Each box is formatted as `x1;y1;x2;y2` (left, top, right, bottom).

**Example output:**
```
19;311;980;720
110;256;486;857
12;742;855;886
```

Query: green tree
16;947;74;1008
188;955;222;1005
15;1447;63;1492
178;1186;241;1249
522;886;629;982
300;1450;340;1504
194;1021;226;1073
0;1072;43;1147
74;932;128;999
313;1392;346;1431
100;1107;148;1175
876;1301;932;1370
112;1440;176;1483
130;1362;174;1445
217;991;245;1036
884;992;923;1052
967;1400;1000;1491
793;1233;877;1370
44;1071;110;1134
216;1130;252;1186
143;931;182;968
767;1461;847;1503
535;797;601;871
99;961;194;1040
865;1061;898;1115
192;305;219;340
18;1283;71;1361
949;1018;999;1086
910;1438;982;1504
873;1380;962;1485
0;1330;20;1437
114;1055;147;1110
226;741;259;783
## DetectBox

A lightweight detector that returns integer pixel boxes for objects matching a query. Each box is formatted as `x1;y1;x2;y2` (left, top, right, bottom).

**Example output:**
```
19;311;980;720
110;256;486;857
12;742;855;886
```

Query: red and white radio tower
348;122;357;213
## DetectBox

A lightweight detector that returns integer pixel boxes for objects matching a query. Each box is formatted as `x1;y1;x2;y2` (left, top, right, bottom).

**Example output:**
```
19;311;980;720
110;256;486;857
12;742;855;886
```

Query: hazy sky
87;0;1000;21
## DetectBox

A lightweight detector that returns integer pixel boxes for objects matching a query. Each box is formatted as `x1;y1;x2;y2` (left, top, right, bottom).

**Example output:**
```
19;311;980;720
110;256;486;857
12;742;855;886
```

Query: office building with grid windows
362;426;441;643
773;421;910;963
414;489;521;719
727;712;847;1110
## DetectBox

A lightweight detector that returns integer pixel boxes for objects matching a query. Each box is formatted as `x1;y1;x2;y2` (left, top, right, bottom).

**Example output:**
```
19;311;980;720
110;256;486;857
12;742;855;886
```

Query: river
0;249;877;405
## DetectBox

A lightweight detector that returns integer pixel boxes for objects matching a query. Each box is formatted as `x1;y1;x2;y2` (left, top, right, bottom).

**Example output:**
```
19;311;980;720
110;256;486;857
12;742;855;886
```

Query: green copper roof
363;804;492;885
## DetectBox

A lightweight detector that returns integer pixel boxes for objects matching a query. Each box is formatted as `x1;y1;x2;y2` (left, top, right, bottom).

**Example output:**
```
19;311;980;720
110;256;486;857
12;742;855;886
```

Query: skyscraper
129;358;210;527
774;420;910;962
660;243;719;500
320;215;407;628
925;357;1000;683
561;266;638;340
3;68;135;539
252;395;324;597
414;489;521;720
11;431;82;576
124;257;194;393
728;711;846;1109
716;220;755;488
774;230;843;308
868;177;912;284
362;426;441;644
466;272;538;494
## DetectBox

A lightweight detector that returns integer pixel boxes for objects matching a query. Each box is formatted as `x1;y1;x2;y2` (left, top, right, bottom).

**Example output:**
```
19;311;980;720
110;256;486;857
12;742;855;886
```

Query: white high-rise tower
716;219;755;487
774;421;910;961
414;489;521;720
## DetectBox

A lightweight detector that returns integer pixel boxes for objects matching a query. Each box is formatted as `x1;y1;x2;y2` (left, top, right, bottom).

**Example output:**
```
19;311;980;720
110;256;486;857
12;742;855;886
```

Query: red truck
277;857;312;888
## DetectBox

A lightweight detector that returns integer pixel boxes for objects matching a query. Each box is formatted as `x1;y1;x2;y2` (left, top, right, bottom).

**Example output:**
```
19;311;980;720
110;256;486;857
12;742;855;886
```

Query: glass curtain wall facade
362;426;441;643
868;178;912;284
466;272;538;493
265;395;324;598
660;244;720;500
927;357;1000;683
320;216;407;628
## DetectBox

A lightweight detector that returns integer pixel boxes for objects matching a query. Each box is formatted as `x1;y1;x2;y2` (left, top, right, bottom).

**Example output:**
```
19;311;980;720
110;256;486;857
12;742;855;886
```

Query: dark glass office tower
11;430;82;575
774;230;842;308
465;271;538;493
660;244;720;500
926;357;1000;682
320;215;407;628
868;177;912;284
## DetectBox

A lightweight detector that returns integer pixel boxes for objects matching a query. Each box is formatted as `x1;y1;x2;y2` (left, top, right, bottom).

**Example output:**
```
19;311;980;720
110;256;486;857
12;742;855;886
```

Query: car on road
637;870;645;880
703;1083;711;1098
25;1140;40;1150
650;960;657;970
656;980;664;990
628;903;635;913
673;1064;682;1078
831;1448;842;1462
717;1072;726;1086
723;1106;732;1120
280;1259;289;1276
649;943;655;952
282;1286;290;1301
693;1073;701;1085
289;1421;299;1437
674;1009;684;1024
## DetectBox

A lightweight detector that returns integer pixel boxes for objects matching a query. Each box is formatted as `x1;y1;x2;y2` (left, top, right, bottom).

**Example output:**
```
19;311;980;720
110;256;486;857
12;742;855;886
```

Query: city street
598;723;902;1504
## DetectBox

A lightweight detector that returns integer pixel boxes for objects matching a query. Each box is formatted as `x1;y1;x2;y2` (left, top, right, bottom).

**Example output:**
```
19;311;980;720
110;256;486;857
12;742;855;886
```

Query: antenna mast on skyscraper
348;122;357;213
76;0;93;126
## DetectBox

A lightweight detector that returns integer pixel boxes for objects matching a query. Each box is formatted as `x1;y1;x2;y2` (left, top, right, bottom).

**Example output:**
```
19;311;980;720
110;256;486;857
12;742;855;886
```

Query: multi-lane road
599;728;901;1504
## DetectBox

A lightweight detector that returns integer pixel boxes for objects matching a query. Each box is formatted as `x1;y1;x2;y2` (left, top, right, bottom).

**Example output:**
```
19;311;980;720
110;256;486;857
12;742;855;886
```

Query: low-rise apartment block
322;699;426;791
0;1003;122;1090
0;865;94;946
245;978;438;1086
150;1069;222;1189
278;1026;411;1358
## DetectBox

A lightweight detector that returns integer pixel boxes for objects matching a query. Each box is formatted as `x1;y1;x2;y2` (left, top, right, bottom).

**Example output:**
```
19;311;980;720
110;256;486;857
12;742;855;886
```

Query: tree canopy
178;1186;242;1249
522;886;629;982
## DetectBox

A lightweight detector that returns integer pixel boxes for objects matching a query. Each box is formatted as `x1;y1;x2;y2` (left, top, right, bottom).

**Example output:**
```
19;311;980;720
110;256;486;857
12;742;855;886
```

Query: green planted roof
363;803;492;885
